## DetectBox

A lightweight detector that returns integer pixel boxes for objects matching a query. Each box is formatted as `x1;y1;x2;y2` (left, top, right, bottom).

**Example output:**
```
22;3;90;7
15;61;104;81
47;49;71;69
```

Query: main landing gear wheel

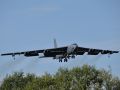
59;59;62;62
64;58;68;62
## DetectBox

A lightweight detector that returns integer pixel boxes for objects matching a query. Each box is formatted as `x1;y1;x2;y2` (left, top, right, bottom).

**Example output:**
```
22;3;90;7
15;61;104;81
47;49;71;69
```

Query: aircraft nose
72;43;78;46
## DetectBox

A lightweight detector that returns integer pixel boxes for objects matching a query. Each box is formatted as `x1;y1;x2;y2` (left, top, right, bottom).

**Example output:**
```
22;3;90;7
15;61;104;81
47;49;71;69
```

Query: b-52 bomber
1;39;119;62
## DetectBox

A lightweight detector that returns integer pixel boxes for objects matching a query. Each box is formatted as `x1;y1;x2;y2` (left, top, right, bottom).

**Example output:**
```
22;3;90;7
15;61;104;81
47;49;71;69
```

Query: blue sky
0;0;120;80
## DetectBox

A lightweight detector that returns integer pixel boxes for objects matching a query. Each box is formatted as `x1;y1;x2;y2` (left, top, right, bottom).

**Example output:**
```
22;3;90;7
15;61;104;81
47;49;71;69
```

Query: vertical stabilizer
54;39;57;48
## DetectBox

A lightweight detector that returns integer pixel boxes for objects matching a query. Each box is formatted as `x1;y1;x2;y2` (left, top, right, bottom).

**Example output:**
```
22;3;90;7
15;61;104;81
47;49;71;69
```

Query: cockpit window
72;43;78;46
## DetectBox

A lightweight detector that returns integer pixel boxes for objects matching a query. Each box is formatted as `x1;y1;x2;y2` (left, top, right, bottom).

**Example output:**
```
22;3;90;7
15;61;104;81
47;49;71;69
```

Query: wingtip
116;51;119;53
116;49;120;53
1;54;4;56
0;53;2;56
115;50;119;54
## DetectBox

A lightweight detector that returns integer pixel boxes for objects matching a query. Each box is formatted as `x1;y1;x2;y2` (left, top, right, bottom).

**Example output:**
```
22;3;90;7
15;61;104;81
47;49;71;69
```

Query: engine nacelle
44;50;50;56
24;52;39;57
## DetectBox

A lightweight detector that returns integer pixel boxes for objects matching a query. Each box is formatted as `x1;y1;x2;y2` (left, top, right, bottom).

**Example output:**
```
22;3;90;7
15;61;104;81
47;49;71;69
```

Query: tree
0;64;120;90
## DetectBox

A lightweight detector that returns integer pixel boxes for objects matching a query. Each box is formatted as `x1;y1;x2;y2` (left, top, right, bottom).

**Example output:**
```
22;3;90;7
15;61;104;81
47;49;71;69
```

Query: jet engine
43;50;55;57
24;51;39;57
43;50;49;56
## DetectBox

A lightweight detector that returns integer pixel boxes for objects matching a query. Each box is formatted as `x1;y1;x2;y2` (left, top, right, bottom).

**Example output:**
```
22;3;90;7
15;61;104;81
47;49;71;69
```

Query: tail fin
54;39;57;48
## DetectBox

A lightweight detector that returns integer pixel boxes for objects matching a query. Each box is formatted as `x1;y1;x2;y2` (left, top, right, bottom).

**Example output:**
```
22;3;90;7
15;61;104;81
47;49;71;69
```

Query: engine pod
24;51;39;57
88;49;100;55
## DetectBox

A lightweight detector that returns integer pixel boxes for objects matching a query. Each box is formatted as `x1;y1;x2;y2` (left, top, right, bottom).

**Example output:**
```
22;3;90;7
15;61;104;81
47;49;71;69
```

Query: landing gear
108;54;110;58
71;55;75;59
12;54;15;60
67;56;70;59
59;59;62;62
59;58;68;62
64;58;68;62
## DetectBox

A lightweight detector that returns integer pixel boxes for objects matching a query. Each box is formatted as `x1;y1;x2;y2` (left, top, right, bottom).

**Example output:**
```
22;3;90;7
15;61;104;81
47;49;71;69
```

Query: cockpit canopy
72;43;78;46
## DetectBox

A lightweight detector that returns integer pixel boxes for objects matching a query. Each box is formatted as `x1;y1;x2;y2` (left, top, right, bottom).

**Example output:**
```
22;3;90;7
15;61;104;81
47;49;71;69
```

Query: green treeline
0;64;120;90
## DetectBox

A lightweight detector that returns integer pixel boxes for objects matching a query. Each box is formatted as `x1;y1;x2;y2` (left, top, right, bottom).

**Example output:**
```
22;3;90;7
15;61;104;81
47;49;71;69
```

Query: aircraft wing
1;46;119;57
76;47;119;55
1;47;67;57
1;50;44;57
46;47;67;53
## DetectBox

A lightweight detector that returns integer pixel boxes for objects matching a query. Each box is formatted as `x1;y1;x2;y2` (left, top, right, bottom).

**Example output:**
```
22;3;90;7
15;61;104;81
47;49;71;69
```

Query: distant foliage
0;64;120;90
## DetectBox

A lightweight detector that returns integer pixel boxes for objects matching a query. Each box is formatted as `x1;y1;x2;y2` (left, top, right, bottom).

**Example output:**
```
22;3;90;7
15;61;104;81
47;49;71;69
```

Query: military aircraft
1;39;119;62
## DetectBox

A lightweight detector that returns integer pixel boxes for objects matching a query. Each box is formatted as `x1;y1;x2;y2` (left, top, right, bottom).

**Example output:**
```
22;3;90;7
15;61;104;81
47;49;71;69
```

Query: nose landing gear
71;55;75;59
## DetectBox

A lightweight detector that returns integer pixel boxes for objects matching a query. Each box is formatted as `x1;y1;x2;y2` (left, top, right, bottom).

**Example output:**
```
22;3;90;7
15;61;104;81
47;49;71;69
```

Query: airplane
1;39;119;62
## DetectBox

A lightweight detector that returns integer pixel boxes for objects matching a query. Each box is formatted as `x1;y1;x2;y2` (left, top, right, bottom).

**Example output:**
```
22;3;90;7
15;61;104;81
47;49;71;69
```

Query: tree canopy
0;64;120;90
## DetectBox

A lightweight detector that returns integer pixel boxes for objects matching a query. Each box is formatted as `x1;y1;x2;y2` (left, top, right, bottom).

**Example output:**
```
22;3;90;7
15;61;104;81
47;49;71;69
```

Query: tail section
54;39;57;48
